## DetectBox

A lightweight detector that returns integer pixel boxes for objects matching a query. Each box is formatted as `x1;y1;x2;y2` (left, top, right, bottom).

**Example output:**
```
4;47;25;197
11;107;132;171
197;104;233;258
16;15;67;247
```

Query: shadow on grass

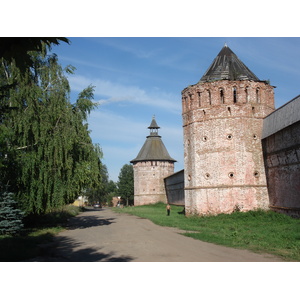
0;232;55;262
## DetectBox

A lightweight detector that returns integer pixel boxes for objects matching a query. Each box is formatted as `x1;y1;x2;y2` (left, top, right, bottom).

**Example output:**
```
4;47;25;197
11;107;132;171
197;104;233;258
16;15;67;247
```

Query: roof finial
224;42;228;47
152;114;155;120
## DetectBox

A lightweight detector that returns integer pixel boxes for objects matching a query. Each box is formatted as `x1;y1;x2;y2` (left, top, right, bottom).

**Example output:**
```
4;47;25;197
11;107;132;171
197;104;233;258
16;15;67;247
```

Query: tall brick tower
131;117;176;206
182;44;275;215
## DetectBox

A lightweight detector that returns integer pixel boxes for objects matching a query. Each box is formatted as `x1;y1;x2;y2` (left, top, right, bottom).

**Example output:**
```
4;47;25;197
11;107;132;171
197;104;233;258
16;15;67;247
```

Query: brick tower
182;44;275;215
131;117;176;206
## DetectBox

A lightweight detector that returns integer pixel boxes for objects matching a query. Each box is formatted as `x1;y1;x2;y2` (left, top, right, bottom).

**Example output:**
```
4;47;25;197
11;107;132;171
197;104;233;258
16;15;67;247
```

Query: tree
0;37;69;72
85;164;118;206
117;164;134;206
0;192;24;235
0;37;70;192
0;38;70;119
0;47;102;215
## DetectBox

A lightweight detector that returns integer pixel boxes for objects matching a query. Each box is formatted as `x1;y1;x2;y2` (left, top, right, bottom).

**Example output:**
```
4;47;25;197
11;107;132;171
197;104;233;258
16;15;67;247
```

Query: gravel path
32;207;283;262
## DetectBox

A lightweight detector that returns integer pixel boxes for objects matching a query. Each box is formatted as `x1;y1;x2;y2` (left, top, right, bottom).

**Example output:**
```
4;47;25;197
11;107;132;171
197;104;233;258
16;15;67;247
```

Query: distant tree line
86;164;134;207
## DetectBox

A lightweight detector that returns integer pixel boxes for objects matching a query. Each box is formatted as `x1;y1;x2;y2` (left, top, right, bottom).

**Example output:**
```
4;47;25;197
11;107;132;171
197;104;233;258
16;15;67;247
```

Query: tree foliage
0;37;70;72
0;192;24;235
117;164;134;206
0;45;102;215
86;164;118;206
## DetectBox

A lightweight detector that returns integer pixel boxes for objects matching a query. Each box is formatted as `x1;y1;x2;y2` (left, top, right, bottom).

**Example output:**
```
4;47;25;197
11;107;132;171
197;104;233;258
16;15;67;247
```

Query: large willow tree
0;49;102;214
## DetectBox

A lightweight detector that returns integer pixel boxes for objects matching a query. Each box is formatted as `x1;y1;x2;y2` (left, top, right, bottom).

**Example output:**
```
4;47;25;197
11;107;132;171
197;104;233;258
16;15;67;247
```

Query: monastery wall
262;95;300;218
164;170;185;206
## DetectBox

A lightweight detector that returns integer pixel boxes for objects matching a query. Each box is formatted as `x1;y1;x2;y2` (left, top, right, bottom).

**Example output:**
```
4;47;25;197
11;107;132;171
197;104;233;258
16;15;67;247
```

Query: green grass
0;205;83;261
112;203;300;261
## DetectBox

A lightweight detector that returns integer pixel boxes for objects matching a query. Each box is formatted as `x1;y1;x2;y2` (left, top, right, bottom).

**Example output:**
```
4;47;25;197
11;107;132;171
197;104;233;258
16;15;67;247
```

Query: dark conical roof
199;44;260;82
130;117;176;163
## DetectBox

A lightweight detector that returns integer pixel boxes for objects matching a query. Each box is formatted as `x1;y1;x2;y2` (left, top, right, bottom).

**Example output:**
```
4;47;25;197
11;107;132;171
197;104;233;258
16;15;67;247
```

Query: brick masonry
262;119;300;218
182;80;275;215
132;161;174;205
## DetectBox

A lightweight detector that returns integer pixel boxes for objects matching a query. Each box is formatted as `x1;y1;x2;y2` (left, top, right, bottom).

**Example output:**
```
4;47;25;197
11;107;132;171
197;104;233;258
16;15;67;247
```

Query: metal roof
130;118;176;163
199;44;260;82
262;94;300;139
148;116;160;129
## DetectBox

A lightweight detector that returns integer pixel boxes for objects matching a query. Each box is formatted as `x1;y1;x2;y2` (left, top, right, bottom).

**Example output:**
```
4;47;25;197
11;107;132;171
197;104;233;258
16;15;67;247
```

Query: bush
0;192;24;235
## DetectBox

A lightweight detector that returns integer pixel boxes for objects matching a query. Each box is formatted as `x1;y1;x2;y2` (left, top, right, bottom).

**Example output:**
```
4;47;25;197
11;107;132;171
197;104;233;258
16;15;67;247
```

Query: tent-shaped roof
199;44;260;82
130;117;176;163
148;116;160;129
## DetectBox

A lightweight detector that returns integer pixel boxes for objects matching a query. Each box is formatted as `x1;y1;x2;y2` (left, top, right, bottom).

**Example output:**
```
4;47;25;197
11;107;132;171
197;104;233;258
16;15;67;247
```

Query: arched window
188;94;193;109
233;87;237;103
256;88;260;103
220;88;224;103
197;91;201;107
208;89;211;105
182;96;187;112
245;86;249;103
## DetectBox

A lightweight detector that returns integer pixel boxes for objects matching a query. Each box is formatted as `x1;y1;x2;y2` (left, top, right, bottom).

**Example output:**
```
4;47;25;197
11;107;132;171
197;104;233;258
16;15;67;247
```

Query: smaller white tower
130;117;176;206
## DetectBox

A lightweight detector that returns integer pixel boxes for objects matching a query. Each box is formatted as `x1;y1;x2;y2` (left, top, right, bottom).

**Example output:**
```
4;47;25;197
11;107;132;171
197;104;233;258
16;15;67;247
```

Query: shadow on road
26;208;134;262
30;209;134;262
66;213;115;230
34;235;134;262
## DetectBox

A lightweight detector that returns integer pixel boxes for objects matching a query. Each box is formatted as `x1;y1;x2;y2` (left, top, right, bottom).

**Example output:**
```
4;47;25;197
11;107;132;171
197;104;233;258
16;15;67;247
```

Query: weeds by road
113;203;300;261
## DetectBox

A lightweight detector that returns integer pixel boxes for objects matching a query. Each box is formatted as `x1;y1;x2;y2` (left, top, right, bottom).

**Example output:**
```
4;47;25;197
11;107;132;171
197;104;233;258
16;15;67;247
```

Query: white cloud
87;109;184;181
68;74;181;114
93;38;160;59
88;109;146;144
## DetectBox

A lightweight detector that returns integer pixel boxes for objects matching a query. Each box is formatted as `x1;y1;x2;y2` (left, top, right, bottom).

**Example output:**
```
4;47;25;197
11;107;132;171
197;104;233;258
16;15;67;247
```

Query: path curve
33;208;283;262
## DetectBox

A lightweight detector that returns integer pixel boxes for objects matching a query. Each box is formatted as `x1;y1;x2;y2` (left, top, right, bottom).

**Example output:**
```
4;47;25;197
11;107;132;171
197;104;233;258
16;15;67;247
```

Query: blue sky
50;37;300;182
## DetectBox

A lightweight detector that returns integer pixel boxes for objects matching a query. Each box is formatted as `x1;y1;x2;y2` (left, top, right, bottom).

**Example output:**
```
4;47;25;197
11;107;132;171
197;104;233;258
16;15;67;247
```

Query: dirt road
34;207;283;262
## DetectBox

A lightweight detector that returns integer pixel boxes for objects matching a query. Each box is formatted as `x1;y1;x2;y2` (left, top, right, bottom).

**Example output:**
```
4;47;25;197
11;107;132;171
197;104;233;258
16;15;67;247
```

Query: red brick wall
182;80;275;215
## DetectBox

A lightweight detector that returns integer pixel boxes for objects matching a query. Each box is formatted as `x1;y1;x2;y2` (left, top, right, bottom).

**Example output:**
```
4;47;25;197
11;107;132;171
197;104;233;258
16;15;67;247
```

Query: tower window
197;92;201;107
228;172;234;178
208;90;211;105
256;88;260;103
233;87;237;103
220;88;224;103
184;96;188;110
189;93;194;108
245;86;249;103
